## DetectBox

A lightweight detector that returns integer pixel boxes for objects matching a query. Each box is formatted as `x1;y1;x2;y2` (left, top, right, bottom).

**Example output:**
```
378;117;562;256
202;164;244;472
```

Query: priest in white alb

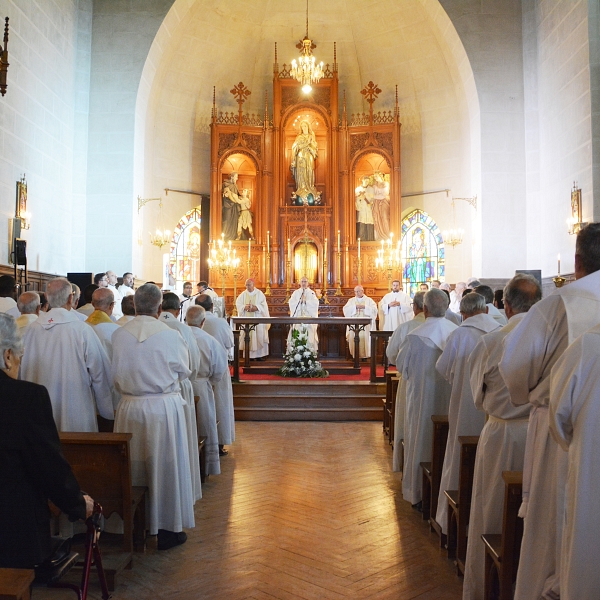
434;292;501;533
474;284;508;326
380;280;413;331
395;288;457;505
386;291;425;472
343;285;378;359
235;279;270;360
549;322;600;600
159;292;203;503
462;274;541;600
112;284;195;551
86;288;119;360
288;276;320;352
187;305;229;476
499;222;600;600
21;277;114;432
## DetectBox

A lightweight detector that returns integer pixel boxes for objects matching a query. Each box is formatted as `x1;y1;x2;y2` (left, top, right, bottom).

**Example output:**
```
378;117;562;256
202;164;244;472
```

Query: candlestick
358;257;362;285
335;249;343;295
265;250;272;296
337;230;341;253
358;237;361;259
267;230;270;253
285;259;292;302
558;253;561;276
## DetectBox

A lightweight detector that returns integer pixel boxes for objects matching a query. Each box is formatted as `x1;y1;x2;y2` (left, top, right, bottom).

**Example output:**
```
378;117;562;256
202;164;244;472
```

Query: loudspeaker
67;272;93;289
14;239;26;266
516;269;542;287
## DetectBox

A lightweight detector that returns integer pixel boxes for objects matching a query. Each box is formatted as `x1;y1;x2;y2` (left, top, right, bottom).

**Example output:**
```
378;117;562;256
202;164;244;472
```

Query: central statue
290;120;319;203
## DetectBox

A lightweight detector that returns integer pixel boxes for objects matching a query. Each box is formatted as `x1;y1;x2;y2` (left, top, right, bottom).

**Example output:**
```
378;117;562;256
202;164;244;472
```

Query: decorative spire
333;42;337;72
211;86;216;121
264;90;268;129
274;42;278;72
395;84;399;118
342;89;347;127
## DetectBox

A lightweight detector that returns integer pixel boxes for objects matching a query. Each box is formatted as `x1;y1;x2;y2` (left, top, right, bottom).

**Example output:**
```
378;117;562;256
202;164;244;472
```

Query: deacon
288;276;320;352
20;277;114;432
160;292;203;503
116;295;135;324
386;291;426;472
16;291;40;333
379;280;413;331
187;305;229;476
235;279;270;360
434;292;501;536
474;284;508;326
343;285;378;359
112;284;195;551
86;288;119;359
463;274;540;600
195;294;235;455
499;222;600;600
395;288;457;505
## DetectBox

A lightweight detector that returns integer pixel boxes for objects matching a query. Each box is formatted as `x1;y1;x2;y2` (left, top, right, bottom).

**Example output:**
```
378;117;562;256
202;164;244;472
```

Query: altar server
386;291;425;472
112;284;194;551
187;305;229;476
500;223;600;600
21;277;114;432
463;274;540;600
288;277;320;352
380;280;413;331
435;293;501;532
343;286;378;359
235;279;270;360
395;288;457;505
159;292;202;502
86;288;119;360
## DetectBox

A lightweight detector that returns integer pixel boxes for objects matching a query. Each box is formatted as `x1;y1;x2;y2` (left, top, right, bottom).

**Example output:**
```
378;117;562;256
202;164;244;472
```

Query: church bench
383;370;397;442
421;415;449;539
59;433;148;591
444;435;479;574
482;471;523;600
388;374;400;446
0;568;34;600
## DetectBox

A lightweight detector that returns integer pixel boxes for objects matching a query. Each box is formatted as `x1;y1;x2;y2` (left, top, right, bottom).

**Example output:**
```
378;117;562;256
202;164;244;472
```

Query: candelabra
375;234;401;291
207;234;240;311
553;276;566;288
322;257;330;304
265;251;272;295
335;250;343;295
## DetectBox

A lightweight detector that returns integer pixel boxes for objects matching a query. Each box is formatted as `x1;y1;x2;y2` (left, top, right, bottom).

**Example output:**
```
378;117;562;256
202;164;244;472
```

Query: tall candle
324;237;328;260
358;238;361;259
558;253;561;275
267;230;270;253
248;239;251;260
288;237;291;263
337;230;341;253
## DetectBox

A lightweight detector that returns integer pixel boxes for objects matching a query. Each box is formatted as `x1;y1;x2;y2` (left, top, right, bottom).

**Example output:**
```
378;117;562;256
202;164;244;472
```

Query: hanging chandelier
291;0;324;94
443;199;464;248
149;199;171;250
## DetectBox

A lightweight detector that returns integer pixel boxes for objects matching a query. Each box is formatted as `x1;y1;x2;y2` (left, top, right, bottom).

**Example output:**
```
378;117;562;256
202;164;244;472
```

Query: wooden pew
388;374;399;447
482;471;523;600
59;432;148;591
420;415;449;541
0;568;34;600
444;435;479;574
383;370;397;442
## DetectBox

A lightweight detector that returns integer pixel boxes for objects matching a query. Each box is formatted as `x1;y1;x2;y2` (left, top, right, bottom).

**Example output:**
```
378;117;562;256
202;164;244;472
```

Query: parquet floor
33;422;463;599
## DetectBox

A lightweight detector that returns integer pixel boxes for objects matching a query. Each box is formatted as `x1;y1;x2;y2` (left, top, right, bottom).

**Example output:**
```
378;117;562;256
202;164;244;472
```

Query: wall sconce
0;18;10;97
15;175;30;229
568;182;586;235
137;194;171;249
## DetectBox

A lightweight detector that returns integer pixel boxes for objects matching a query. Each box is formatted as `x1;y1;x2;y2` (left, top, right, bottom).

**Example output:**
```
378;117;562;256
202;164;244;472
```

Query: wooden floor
33;422;463;600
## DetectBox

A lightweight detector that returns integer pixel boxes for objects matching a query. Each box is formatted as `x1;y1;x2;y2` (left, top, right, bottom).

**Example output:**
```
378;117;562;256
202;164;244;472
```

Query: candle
337;230;341;253
288;237;291;263
358;238;361;259
248;239;251;260
558;253;561;275
267;230;270;253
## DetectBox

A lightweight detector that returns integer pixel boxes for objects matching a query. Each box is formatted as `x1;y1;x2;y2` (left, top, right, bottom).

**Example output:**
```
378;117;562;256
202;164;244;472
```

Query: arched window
401;209;445;296
169;207;201;290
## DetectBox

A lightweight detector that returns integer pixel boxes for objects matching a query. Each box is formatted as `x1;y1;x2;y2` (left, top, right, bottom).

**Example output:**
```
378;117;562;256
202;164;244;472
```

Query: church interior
1;0;600;599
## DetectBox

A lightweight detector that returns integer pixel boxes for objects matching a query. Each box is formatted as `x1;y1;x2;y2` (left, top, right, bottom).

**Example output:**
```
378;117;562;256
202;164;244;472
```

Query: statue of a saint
222;172;241;240
355;176;375;241
234;189;254;240
290;120;318;202
372;171;391;240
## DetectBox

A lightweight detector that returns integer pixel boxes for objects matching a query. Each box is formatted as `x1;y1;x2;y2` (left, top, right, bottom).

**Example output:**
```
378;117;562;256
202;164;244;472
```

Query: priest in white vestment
499;223;600;600
435;293;501;532
549;323;600;600
386;291;426;472
116;295;135;325
187;306;229;476
15;291;40;334
235;279;270;359
449;282;466;314
112;284;195;551
343;286;378;359
474;285;508;326
380;280;413;331
196;294;236;452
395;288;457;505
69;284;87;322
159;293;203;502
463;274;541;600
106;271;123;319
21;277;114;432
86;288;120;360
197;281;221;317
288;277;320;352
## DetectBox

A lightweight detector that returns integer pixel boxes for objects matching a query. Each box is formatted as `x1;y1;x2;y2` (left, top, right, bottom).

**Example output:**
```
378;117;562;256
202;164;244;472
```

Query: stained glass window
169;207;201;291
400;209;445;296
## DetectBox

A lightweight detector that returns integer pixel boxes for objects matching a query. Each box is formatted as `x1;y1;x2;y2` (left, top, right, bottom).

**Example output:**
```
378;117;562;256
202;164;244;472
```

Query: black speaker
67;272;93;290
14;239;26;266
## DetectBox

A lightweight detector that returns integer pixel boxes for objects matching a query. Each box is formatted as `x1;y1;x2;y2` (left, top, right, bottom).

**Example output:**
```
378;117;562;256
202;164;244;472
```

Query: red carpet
232;365;386;381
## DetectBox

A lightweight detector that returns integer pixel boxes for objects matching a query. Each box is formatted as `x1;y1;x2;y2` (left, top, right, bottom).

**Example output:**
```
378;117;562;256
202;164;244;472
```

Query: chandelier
443;200;464;248
291;0;324;94
149;199;171;249
375;233;402;291
208;234;240;299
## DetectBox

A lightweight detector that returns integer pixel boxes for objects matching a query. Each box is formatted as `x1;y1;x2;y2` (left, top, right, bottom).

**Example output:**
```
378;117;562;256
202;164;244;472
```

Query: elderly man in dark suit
0;313;93;569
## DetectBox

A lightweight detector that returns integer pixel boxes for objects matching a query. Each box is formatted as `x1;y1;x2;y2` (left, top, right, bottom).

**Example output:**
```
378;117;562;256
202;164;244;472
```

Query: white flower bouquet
277;325;329;378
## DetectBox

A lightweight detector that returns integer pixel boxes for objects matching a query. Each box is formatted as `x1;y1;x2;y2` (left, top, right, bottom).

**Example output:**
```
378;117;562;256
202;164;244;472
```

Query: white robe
486;303;508;326
0;296;20;318
499;269;600;600
119;285;134;297
462;312;531;600
379;290;413;331
16;313;38;334
21;308;114;432
343;295;378;358
116;314;135;325
235;288;270;358
159;312;203;502
89;321;120;361
179;294;194;322
385;311;426;471
396;317;457;504
107;284;123;318
112;316;195;535
434;313;501;533
190;326;228;476
288;287;320;352
549;324;600;600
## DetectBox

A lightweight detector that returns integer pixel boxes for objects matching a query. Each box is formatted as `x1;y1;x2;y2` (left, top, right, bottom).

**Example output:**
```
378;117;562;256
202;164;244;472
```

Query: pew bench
0;568;34;600
59;432;148;591
383;370;397;441
388;374;399;447
444;435;479;574
482;471;523;600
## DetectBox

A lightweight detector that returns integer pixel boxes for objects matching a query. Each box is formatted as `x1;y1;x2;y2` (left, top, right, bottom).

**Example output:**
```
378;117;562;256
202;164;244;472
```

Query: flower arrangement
277;325;329;378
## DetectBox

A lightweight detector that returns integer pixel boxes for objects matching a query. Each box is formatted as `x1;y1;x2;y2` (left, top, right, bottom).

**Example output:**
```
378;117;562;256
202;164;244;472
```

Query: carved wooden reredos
209;43;401;289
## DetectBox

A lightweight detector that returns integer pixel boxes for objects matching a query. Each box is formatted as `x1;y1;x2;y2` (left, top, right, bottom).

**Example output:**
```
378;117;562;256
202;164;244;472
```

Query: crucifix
230;81;251;128
360;80;381;127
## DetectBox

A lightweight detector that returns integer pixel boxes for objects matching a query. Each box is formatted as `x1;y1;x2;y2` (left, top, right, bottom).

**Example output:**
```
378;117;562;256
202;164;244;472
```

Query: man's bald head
503;274;542;319
195;294;213;311
186;305;206;327
92;288;115;314
17;291;40;315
